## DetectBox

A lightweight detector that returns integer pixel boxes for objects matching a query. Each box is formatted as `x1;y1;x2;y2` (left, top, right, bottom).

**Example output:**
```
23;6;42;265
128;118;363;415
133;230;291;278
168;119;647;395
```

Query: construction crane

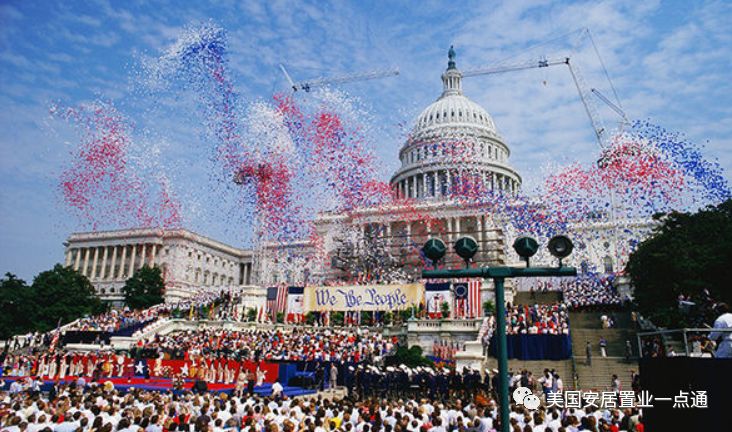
462;56;628;148
279;64;399;93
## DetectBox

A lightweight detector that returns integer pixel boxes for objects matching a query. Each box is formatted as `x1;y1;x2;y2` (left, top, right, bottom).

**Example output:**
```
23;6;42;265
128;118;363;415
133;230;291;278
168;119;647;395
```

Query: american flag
266;285;288;321
453;280;482;318
49;317;62;352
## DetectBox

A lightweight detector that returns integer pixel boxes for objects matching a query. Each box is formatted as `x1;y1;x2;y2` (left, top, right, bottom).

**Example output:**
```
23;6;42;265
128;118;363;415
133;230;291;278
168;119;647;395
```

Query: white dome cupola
390;46;521;200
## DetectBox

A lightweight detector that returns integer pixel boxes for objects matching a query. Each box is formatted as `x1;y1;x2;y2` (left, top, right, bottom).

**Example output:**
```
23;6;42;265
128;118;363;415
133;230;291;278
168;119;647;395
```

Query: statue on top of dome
448;45;456;70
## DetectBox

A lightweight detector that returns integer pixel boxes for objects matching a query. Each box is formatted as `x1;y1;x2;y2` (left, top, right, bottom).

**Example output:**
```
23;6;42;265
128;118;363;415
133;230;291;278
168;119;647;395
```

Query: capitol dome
390;46;521;200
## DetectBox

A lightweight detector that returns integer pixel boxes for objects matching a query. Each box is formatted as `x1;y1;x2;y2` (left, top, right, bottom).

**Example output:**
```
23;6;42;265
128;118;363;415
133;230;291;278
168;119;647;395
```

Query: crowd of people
561;277;623;311
135;328;396;365
504;304;570;336
0;375;647;432
66;289;246;334
1;289;250;354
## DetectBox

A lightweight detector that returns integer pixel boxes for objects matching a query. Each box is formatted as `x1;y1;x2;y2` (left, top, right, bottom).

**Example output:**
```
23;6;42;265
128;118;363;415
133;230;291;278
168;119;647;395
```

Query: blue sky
1;0;731;281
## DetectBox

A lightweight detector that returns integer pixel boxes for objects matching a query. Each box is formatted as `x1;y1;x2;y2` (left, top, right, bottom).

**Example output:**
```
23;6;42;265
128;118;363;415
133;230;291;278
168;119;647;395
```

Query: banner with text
304;283;424;312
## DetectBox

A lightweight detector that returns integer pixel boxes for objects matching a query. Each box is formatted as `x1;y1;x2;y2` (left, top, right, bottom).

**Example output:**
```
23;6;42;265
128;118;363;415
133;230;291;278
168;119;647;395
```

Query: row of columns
403;144;507;166
361;214;490;261
65;244;159;281
395;170;518;199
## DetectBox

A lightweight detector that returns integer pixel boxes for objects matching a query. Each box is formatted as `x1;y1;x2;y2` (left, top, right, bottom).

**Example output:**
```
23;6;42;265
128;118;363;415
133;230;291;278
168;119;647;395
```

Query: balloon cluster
51;101;182;230
53;21;730;287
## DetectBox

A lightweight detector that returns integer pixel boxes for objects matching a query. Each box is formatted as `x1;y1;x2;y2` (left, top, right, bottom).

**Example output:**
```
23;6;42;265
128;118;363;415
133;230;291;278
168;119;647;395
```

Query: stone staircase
573;357;636;392
484;358;575;389
569;310;639;391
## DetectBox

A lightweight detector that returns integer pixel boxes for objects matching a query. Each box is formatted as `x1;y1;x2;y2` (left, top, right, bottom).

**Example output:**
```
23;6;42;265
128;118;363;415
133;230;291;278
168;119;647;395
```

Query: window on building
603;256;614;274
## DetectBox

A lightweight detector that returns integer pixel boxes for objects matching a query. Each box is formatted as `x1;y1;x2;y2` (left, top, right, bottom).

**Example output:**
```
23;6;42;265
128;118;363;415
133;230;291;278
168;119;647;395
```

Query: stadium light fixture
548;235;574;266
512;236;539;267
454;236;479;267
422;238;447;266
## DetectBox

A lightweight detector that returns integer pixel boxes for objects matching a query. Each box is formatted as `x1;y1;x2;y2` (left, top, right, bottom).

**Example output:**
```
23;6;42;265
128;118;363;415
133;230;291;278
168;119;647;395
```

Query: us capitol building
63;49;647;304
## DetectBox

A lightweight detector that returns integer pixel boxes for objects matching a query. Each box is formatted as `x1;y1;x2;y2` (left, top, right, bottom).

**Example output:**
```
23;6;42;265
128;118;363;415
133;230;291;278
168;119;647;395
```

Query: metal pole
493;277;510;432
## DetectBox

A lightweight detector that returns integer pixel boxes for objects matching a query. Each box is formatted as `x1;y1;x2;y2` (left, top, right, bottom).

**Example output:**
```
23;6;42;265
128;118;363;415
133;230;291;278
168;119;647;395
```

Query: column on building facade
117;246;127;279
65;250;72;267
90;247;99;279
150;244;157;266
82;248;90;276
433;171;439;197
455;216;462;238
446;170;452;197
422;172;427;198
385;222;392;250
434;171;440;198
447;218;454;243
478;216;485;252
411;176;416;198
139;244;147;269
405;221;411;245
100;246;109;279
109;246;117;280
129;244;137;276
73;249;81;271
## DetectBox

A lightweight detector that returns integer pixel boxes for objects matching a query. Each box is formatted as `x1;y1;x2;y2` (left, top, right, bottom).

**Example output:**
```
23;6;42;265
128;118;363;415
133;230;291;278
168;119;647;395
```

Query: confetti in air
50;21;730;287
51;101;182;231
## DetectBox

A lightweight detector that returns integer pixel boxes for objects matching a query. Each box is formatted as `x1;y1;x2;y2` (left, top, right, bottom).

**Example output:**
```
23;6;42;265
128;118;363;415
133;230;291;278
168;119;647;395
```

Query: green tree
384;345;434;368
0;273;35;339
331;311;345;326
627;200;732;327
305;311;318;325
440;301;451;319
123;265;165;309
31;264;105;332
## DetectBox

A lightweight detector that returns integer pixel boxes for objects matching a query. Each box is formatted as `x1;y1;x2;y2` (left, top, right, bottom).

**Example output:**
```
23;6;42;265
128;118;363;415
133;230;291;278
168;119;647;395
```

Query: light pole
422;235;577;432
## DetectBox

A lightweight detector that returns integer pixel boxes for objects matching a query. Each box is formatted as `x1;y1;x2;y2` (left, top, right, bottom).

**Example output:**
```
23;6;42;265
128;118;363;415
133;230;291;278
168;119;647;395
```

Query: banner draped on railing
304;283;423;312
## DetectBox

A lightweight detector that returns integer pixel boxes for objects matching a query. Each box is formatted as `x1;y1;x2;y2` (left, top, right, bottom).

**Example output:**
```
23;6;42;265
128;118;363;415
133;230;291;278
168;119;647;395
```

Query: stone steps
568;311;639;391
570;328;636;358
568;311;634;330
484;358;575;389
574;357;637;392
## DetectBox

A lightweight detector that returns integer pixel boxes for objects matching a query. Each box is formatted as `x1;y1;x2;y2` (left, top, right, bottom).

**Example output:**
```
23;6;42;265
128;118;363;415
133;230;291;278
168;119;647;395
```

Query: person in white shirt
709;303;732;358
427;417;446;432
546;410;562;432
271;381;284;398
